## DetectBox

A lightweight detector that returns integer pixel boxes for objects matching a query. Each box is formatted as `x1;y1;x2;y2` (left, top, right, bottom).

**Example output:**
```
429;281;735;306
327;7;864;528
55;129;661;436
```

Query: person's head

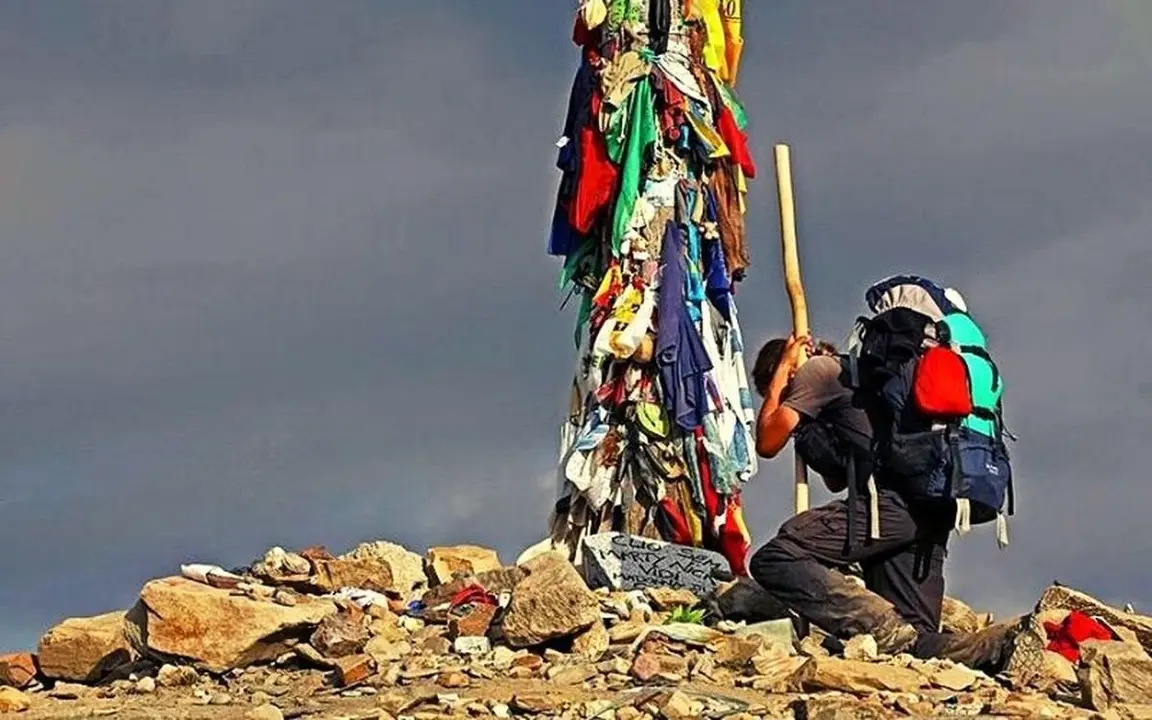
751;336;837;397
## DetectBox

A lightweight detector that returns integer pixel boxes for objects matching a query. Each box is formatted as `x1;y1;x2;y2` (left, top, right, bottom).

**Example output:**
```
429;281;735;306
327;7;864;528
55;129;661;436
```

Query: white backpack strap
954;498;972;536
867;476;881;540
996;512;1010;549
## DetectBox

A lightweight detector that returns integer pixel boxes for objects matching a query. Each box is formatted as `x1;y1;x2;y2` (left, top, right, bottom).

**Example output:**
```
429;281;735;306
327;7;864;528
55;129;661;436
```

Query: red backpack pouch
913;346;973;418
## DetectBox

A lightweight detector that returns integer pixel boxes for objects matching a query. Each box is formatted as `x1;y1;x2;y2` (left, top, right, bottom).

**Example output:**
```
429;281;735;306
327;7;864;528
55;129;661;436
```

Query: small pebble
244;704;285;720
134;676;156;694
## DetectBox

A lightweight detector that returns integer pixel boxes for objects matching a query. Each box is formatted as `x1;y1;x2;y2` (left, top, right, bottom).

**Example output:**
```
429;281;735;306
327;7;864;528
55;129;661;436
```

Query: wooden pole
774;144;810;515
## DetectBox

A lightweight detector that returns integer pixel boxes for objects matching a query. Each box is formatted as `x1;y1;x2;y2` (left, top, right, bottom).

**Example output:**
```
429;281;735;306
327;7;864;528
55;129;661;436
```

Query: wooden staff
774;144;810;515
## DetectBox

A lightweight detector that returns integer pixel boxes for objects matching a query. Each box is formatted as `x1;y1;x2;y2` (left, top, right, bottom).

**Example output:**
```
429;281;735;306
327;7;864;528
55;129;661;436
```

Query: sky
1;1;1151;650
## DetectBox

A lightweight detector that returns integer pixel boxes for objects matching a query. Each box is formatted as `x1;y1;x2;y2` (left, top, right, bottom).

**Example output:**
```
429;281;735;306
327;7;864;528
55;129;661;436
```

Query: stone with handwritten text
580;533;733;597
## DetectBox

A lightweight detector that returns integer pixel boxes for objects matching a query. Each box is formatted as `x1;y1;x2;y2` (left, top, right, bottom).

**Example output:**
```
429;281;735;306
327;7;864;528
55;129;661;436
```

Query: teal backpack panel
940;312;1001;437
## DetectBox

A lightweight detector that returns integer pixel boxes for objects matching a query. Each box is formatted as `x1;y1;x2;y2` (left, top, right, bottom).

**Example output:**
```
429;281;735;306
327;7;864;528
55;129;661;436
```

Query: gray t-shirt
783;355;872;445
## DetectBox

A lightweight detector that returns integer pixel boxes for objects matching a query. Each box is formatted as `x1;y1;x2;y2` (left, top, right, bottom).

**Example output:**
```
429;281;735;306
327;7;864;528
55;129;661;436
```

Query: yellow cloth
696;0;729;81
736;167;747;214
687;504;704;545
696;0;745;86
731;501;751;541
721;0;744;85
592;265;622;306
580;0;608;30
686;110;731;160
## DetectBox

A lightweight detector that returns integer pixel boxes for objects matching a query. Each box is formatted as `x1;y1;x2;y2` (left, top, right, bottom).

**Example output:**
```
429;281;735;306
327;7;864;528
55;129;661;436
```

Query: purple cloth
657;220;714;431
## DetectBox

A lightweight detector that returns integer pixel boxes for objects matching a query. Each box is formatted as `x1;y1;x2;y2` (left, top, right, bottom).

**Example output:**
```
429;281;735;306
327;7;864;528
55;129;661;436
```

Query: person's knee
748;536;802;590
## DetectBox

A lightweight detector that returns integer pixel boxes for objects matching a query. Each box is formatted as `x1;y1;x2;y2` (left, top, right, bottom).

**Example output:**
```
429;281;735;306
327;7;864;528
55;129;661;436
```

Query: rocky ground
2;536;1152;719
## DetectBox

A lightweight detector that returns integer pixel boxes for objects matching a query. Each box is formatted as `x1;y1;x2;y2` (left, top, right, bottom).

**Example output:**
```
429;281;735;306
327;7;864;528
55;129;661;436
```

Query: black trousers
749;488;1023;672
749;488;949;638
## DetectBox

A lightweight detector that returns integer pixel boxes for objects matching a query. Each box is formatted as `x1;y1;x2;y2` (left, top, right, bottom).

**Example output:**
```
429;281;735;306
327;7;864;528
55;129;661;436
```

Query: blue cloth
685;222;706;322
703;188;733;321
673;182;706;322
548;204;583;258
657;221;713;431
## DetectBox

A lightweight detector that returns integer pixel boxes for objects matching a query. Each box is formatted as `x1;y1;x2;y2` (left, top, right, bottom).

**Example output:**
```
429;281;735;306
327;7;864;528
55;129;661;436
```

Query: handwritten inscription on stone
580;532;733;597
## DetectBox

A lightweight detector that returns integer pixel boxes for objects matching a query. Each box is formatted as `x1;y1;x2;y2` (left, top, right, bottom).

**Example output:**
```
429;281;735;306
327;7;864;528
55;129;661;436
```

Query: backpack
792;411;870;494
792;402;875;551
849;275;1015;546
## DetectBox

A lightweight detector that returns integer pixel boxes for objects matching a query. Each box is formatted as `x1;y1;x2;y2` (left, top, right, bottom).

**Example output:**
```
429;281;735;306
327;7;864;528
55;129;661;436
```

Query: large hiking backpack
848;275;1015;545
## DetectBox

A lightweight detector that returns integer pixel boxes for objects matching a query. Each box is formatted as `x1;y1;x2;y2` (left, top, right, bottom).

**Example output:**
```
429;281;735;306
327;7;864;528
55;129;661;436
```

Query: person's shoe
872;617;920;656
999;613;1047;688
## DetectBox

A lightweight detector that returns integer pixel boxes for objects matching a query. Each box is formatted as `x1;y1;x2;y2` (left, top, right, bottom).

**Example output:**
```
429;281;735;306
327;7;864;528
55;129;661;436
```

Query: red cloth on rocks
449;584;496;611
1044;610;1114;663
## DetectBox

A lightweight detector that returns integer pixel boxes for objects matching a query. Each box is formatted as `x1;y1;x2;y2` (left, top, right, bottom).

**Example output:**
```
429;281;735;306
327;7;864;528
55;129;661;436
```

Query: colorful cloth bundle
545;0;758;575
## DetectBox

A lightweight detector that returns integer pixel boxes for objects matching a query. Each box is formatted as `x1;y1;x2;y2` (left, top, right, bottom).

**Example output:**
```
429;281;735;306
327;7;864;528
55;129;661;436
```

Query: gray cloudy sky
1;1;1151;650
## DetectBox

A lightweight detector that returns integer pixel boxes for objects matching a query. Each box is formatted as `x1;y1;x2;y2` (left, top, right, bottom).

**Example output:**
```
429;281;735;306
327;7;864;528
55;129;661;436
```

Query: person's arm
755;401;801;459
755;336;808;458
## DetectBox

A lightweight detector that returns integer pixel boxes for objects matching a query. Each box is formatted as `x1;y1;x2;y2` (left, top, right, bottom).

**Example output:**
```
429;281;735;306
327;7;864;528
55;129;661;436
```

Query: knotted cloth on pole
543;0;760;576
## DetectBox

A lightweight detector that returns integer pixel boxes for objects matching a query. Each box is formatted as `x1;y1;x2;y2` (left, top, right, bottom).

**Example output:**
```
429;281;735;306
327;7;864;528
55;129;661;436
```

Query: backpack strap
867;475;880;541
845;452;858;556
996;512;1010;548
957;344;1001;392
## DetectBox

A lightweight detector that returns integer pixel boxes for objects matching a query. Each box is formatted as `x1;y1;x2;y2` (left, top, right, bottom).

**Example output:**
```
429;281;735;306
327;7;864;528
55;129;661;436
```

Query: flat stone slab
580;532;733;597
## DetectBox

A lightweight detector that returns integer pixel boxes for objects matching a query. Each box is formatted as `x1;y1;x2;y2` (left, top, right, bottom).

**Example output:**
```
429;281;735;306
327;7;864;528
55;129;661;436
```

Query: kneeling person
747;334;1043;681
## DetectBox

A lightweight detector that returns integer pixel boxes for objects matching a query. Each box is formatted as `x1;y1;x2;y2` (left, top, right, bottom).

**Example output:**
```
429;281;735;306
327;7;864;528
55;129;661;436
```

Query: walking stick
774;144;810;515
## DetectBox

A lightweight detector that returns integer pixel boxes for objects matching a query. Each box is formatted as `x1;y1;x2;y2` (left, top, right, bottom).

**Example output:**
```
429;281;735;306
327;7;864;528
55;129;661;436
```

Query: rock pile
2;536;1152;719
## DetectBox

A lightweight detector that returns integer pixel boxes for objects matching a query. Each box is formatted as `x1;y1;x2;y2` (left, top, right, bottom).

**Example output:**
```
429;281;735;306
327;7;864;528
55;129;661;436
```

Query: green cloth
606;76;657;257
574;292;593;347
941;312;1001;437
559;240;592;289
717;83;749;130
607;0;642;32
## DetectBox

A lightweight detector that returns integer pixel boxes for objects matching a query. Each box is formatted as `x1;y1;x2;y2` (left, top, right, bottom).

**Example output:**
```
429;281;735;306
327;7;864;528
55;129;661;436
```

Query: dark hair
751;337;838;396
751;338;788;395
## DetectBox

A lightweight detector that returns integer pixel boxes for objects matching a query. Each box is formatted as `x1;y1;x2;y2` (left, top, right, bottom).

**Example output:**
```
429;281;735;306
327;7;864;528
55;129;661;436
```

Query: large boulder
501;552;600;648
1080;640;1152;710
36;611;135;682
798;657;927;694
341;541;427;601
309;606;371;659
126;577;336;673
426;546;502;586
308;556;394;594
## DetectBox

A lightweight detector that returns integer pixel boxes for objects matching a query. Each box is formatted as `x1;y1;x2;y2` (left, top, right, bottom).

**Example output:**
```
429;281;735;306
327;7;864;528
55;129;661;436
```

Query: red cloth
718;496;749;576
655;72;688;144
657;497;694;545
1044;610;1113;662
716;106;756;179
449;584;496;610
572;14;593;47
695;429;721;522
569;92;619;234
